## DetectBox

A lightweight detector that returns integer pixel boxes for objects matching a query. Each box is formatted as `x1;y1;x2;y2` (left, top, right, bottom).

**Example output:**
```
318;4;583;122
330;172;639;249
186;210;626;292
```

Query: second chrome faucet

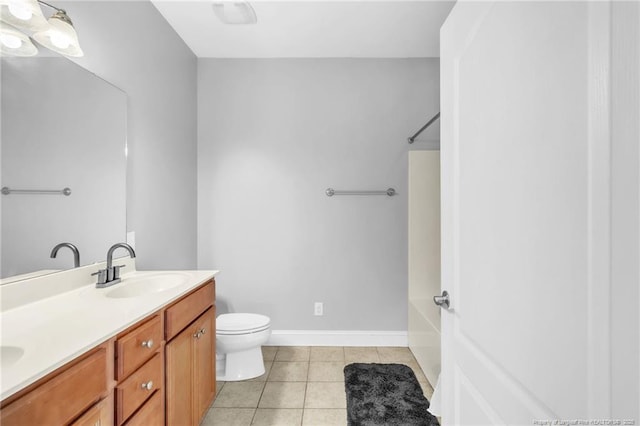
50;242;80;268
93;243;136;288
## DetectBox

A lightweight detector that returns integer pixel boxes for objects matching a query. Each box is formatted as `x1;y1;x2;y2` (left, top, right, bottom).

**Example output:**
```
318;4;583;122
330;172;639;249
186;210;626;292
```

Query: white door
440;1;618;424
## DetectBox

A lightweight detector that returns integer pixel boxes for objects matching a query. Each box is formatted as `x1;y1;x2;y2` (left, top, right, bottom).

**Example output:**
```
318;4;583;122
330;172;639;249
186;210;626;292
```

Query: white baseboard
266;330;408;347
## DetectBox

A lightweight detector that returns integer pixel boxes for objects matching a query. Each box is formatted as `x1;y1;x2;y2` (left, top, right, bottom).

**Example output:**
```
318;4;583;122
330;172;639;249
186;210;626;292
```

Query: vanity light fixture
0;22;37;56
0;0;83;57
32;6;83;57
0;0;47;32
212;1;257;25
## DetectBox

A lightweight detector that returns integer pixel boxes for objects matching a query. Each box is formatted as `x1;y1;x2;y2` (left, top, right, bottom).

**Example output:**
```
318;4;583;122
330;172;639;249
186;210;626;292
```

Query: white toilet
216;313;271;381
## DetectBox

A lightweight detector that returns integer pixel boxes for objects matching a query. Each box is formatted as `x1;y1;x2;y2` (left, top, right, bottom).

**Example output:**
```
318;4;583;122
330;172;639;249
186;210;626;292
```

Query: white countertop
0;268;217;400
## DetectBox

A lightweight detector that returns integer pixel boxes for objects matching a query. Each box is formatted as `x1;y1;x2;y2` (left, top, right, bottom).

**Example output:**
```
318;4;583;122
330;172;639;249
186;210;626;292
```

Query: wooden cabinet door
166;305;216;426
193;308;216;422
165;323;194;426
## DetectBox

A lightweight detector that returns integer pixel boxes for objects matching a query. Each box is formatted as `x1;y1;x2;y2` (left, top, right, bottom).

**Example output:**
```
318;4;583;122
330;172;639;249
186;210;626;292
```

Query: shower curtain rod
407;112;440;144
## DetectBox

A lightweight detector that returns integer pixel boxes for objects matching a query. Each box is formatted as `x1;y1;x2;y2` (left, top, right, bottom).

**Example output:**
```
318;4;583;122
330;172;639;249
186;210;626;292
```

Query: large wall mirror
1;54;127;281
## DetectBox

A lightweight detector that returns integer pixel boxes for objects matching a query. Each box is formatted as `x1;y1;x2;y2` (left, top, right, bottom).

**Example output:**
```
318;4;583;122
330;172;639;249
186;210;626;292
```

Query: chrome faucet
50;242;80;268
93;242;136;288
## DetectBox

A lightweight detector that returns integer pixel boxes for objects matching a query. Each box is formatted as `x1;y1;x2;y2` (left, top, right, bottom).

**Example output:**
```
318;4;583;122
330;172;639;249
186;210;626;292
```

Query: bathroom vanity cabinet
0;277;216;426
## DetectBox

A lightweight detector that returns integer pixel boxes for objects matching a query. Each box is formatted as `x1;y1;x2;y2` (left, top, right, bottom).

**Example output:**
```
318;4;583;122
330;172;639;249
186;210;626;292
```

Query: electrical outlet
314;302;323;316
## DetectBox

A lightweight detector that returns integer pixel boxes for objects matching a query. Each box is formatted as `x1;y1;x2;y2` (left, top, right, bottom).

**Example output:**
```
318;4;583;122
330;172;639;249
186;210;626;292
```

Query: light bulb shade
0;21;37;56
0;0;48;32
32;10;82;57
212;1;257;25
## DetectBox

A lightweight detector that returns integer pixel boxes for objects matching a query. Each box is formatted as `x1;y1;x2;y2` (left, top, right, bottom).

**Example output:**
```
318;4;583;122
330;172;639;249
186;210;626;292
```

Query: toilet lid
217;313;271;335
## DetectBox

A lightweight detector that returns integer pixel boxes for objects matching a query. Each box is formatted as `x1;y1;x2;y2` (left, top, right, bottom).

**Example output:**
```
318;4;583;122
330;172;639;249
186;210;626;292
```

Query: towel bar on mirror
325;188;396;197
1;187;72;196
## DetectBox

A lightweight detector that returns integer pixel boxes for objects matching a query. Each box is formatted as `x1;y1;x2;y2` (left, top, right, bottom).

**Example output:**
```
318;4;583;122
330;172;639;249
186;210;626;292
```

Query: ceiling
151;1;455;58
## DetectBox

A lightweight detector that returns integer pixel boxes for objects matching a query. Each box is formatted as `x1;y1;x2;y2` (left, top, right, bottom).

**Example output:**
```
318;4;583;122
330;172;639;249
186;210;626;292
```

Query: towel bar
1;187;72;196
325;188;395;197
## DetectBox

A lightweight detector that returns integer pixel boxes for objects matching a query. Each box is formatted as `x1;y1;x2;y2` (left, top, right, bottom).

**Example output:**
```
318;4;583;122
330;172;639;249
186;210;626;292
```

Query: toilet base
216;346;265;381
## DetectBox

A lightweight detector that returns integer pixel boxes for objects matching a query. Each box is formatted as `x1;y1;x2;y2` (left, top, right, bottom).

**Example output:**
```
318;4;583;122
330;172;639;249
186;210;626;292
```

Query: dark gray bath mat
344;363;439;426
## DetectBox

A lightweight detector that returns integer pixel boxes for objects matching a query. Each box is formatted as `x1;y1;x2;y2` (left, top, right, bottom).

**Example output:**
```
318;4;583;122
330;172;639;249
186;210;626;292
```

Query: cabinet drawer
116;353;162;425
165;280;214;341
116;315;161;380
70;395;113;426
1;347;108;426
123;389;163;426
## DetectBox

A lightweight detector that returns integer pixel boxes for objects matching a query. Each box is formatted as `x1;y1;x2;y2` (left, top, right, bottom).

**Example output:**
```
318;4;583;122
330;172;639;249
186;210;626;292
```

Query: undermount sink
1;346;24;367
105;272;190;299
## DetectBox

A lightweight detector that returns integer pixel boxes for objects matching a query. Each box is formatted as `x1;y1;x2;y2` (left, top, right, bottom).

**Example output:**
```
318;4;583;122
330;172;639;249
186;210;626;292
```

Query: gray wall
64;1;198;269
198;59;439;330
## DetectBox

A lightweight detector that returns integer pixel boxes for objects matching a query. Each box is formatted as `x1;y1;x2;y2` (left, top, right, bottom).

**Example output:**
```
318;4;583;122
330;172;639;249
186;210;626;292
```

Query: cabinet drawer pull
141;339;154;349
141;380;154;391
199;328;206;335
193;332;201;339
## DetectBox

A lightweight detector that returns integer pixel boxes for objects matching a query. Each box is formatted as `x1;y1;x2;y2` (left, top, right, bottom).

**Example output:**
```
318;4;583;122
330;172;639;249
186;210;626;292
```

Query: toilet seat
217;313;271;335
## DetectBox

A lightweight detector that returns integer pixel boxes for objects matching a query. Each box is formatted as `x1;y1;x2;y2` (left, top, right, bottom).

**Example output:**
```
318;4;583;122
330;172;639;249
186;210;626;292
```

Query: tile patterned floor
201;346;435;426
